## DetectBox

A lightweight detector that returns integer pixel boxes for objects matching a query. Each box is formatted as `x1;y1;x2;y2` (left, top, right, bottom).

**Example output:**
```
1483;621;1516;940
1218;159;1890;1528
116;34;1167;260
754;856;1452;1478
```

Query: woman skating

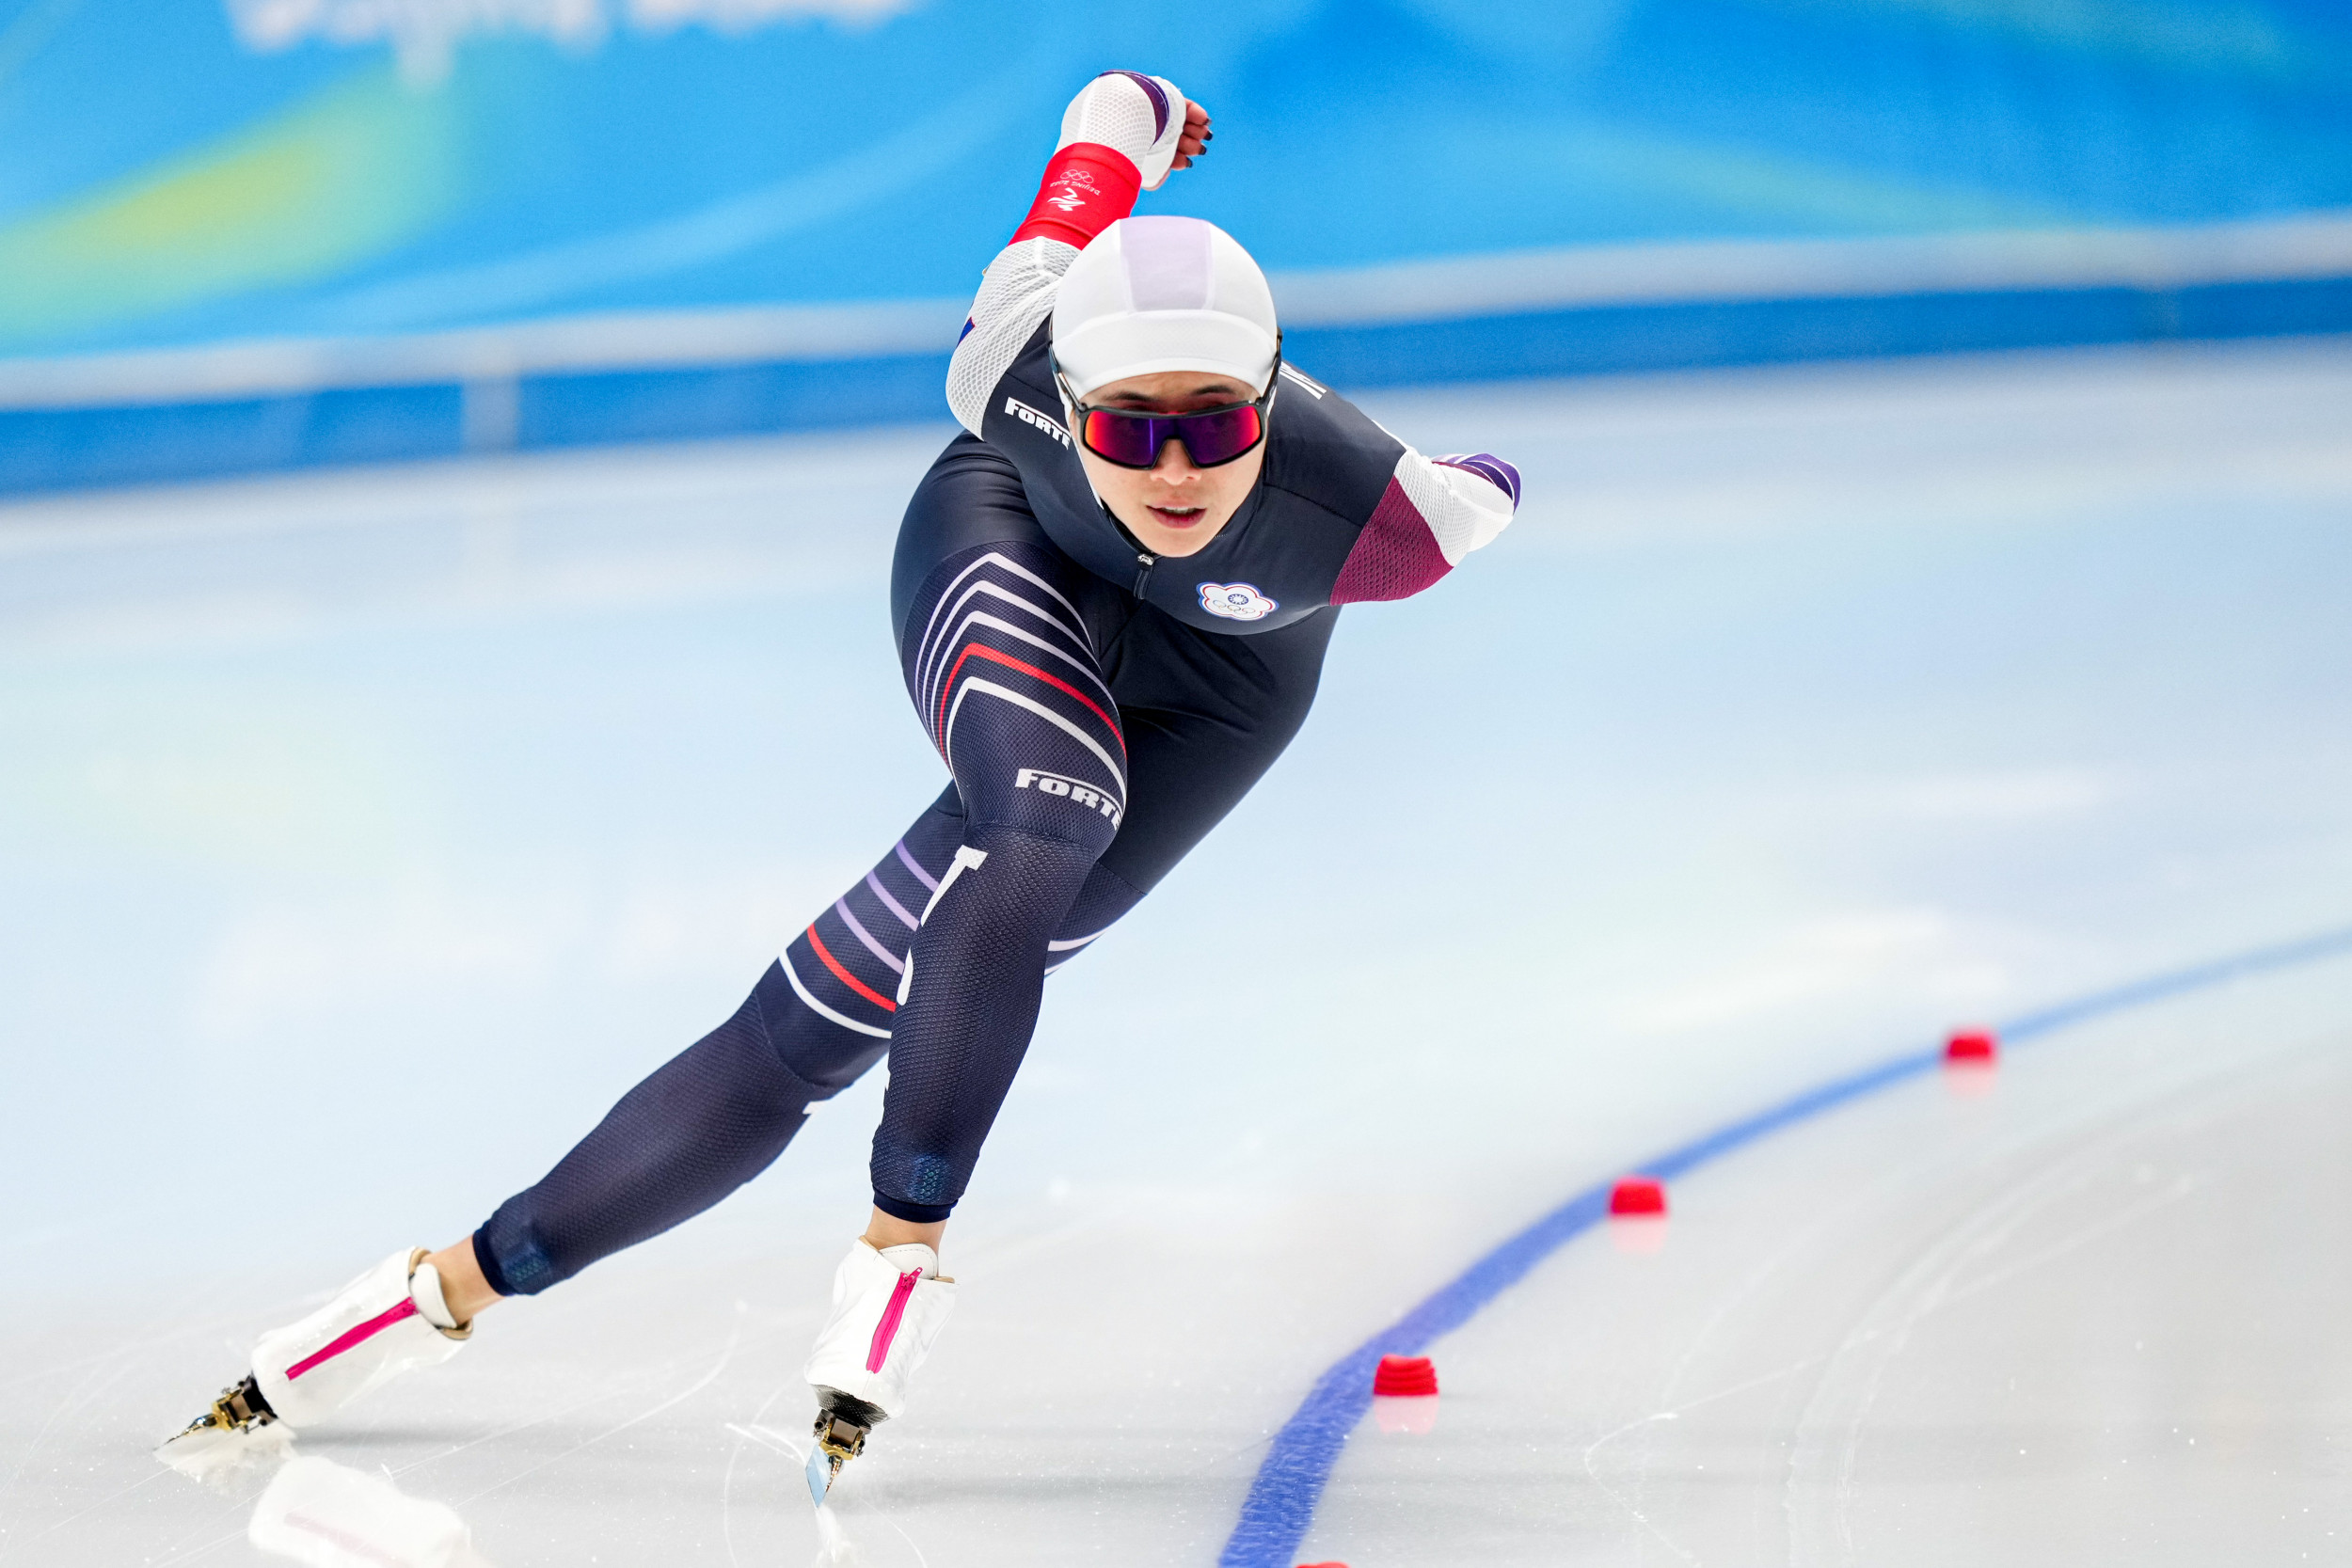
169;69;1519;1505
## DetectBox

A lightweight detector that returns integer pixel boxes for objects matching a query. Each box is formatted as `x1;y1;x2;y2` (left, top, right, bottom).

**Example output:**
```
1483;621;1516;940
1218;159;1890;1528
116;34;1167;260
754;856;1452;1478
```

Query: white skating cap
1050;215;1279;402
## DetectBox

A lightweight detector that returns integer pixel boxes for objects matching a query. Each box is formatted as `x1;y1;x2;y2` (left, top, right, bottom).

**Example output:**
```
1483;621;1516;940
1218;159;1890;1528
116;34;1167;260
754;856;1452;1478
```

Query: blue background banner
2;1;2349;491
5;0;2350;358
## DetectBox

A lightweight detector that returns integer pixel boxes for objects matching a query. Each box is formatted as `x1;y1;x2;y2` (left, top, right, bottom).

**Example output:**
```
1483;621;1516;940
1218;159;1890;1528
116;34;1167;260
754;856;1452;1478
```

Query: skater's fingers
1177;102;1212;166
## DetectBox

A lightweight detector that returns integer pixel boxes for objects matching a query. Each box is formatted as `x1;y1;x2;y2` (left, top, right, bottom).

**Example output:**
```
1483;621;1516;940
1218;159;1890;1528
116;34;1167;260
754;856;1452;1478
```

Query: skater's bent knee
962;810;1119;879
959;769;1123;863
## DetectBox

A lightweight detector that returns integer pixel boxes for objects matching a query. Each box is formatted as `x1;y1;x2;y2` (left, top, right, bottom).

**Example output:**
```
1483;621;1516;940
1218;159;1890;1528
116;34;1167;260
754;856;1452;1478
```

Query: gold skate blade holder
814;1410;869;1463
806;1410;870;1504
807;1386;882;1502
175;1375;277;1441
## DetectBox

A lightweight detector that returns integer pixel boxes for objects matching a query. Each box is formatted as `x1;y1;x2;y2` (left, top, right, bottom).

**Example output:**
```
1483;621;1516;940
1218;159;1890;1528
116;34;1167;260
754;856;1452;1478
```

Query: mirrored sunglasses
1052;359;1279;469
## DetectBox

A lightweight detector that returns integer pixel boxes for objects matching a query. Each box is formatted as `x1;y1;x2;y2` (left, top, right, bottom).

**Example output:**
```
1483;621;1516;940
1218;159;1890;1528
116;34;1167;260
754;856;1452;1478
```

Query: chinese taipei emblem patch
1198;581;1278;622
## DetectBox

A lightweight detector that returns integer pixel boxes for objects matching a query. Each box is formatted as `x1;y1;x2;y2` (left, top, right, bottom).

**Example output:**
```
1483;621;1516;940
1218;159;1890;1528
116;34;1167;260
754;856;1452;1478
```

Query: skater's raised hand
1170;99;1212;175
1053;71;1205;191
970;74;1226;425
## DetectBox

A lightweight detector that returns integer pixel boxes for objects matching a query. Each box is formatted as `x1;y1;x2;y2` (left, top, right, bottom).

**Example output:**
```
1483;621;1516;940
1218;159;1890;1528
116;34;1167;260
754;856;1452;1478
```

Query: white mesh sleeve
1390;448;1517;565
1063;84;1159;160
946;237;1079;436
1057;71;1184;189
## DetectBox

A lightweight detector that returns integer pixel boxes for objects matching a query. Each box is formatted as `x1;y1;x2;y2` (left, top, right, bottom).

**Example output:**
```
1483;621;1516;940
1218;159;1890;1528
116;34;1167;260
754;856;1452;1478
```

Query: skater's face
1069;370;1268;559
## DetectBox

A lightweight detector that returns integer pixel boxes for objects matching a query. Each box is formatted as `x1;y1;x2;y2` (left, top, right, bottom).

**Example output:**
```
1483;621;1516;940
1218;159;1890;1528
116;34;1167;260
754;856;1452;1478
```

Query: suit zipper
1132;550;1155;597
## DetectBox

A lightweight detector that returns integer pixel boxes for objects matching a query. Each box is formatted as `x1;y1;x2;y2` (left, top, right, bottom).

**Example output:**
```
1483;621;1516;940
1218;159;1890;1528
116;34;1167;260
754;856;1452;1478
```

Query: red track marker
1944;1028;1998;1063
1609;1175;1667;1215
1372;1354;1438;1397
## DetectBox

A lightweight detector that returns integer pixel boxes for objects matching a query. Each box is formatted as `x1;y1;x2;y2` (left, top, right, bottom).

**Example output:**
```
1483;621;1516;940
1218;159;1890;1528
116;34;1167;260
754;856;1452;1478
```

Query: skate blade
155;1418;294;1483
805;1402;870;1509
804;1444;838;1508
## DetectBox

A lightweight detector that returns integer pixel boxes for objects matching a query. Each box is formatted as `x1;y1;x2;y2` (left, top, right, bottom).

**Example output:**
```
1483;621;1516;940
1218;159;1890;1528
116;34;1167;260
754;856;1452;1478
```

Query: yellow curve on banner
0;68;458;351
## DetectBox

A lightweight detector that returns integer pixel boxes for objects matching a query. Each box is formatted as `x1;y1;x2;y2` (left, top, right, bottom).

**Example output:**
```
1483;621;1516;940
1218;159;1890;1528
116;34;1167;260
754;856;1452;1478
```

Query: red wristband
1010;142;1143;248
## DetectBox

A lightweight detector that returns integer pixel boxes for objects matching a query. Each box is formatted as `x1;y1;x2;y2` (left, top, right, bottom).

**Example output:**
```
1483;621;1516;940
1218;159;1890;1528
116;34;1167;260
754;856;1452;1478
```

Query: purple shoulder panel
1331;478;1453;605
1436;452;1522;508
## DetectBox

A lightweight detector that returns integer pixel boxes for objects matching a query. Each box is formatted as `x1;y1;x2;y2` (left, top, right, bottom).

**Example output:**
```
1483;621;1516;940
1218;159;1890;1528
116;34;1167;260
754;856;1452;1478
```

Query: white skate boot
167;1248;472;1451
800;1239;955;1504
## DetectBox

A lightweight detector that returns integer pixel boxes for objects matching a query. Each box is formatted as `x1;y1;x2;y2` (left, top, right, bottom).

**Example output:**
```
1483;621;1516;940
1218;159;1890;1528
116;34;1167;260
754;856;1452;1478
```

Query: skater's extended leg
464;795;970;1300
465;990;826;1298
167;803;977;1442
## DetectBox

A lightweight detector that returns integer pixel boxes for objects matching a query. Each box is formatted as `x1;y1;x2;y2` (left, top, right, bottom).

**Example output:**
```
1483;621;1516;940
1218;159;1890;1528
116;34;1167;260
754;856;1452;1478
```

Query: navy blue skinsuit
472;333;1516;1296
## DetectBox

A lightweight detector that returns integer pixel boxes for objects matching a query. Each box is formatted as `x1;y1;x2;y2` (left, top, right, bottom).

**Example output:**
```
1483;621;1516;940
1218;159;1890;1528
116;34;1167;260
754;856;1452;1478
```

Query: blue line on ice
1216;922;2352;1566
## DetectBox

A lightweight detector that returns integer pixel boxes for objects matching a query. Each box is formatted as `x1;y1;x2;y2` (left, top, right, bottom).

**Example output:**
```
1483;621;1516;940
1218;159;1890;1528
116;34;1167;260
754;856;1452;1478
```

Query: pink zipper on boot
866;1270;921;1373
283;1297;418;1381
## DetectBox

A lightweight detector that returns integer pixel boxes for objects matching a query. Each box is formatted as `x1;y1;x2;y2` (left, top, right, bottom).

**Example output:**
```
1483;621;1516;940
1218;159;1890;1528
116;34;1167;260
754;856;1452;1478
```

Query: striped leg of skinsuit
473;436;1333;1295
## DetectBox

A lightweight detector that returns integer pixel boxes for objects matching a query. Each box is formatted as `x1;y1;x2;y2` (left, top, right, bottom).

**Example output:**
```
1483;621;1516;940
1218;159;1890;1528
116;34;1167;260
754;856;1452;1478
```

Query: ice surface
2;339;2349;1563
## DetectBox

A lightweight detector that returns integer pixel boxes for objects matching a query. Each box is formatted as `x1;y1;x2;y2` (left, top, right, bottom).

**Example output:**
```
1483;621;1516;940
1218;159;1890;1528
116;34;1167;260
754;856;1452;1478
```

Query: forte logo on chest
1013;767;1121;826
